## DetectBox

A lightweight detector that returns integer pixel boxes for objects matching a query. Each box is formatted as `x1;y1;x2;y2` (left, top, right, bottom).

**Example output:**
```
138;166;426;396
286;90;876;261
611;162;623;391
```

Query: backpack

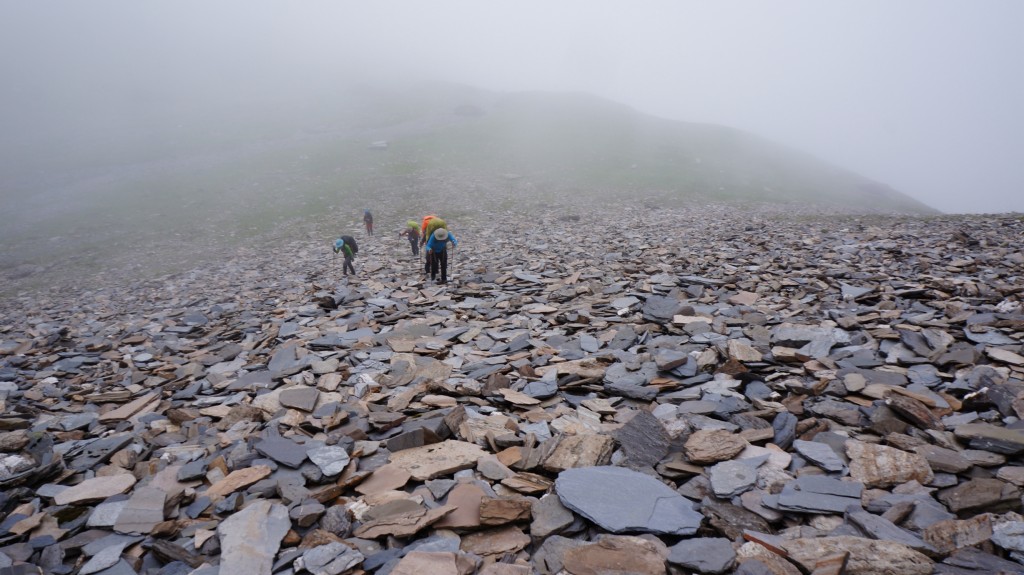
421;215;437;236
340;235;358;254
424;218;447;240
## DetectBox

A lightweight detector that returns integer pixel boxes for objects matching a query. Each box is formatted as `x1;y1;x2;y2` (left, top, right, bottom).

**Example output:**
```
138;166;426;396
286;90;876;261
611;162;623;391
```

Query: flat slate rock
668;537;737;574
603;380;658;401
254;434;309;468
217;500;290;575
709;459;760;498
79;541;130;575
954;423;1024;455
847;441;934;488
562;535;668;575
389;551;477;575
847;507;937;554
554;466;703;535
610;410;670;469
642;295;684;322
782;536;933;575
279;386;320;412
54;474;137;506
686;429;748;464
942;547;1024;574
294;542;364;575
937;477;1022;514
307;445;351;476
775;475;863;514
521;379;558;399
389;440;488;481
793;439;847;473
113;486;166;534
530;493;576;539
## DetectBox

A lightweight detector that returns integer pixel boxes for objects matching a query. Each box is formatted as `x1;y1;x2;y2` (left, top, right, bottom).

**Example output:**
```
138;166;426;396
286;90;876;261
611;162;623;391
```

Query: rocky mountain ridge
1;202;1023;574
2;85;935;287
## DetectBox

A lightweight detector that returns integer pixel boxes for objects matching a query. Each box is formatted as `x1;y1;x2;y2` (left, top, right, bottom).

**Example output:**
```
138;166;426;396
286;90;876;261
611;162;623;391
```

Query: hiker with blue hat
420;215;446;276
363;210;374;236
425;226;458;284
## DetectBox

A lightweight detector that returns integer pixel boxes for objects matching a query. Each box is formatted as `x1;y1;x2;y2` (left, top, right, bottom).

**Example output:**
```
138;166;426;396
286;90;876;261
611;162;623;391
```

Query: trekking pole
329;244;336;282
450;245;456;284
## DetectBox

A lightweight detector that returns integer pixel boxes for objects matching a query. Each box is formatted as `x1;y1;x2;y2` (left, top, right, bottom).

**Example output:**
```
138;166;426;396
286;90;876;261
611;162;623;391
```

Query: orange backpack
424;217;447;240
420;215;436;237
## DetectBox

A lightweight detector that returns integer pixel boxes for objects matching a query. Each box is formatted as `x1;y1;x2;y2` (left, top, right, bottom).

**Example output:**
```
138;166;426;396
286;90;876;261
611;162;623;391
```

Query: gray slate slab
307;446;351;476
217;500;290;575
667;537;737;574
279;386;320;412
555;466;703;535
793;439;847;473
255;434;308;468
709;459;760;498
847;507;937;554
776;476;863;514
611;411;670;469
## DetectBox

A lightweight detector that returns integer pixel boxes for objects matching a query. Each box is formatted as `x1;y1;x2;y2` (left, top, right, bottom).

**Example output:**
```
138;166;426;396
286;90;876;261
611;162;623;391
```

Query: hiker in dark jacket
398;220;420;256
333;236;356;276
425;227;458;284
363;210;374;235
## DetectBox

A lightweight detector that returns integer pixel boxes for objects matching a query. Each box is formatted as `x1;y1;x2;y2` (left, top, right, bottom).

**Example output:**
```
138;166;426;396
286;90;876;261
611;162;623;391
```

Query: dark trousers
428;249;449;281
408;235;419;256
342;255;355;275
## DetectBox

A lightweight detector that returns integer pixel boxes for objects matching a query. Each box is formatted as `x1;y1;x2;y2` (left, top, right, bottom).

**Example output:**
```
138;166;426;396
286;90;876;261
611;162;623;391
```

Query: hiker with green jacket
398;220;420;256
333;235;356;276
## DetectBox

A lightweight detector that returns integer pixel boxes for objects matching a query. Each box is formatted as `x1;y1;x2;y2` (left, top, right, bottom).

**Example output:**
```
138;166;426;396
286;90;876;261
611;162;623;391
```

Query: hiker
333;235;357;277
421;215;447;275
363;210;374;235
425;227;458;284
398;220;420;256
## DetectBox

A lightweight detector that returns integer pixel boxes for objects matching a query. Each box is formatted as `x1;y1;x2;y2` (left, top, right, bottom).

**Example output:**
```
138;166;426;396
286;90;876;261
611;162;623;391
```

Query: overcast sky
3;1;1021;213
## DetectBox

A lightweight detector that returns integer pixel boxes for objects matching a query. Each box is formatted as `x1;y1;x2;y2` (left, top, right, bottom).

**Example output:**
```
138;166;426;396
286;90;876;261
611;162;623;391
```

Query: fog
2;0;1021;213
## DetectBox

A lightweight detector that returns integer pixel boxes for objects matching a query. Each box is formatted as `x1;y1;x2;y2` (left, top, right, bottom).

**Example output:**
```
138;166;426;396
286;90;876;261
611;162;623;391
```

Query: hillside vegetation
0;82;934;289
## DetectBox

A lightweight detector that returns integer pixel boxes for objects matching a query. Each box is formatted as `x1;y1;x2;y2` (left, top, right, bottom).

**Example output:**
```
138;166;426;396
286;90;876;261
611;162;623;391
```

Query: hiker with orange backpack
420;215;447;275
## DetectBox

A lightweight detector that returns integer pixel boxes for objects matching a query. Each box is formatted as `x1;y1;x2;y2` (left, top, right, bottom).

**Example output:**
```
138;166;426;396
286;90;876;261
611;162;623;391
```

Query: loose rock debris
1;203;1023;575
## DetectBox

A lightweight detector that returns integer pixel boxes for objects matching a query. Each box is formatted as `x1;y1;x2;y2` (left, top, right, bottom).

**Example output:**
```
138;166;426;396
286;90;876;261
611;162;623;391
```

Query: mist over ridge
1;78;931;210
1;1;1021;292
2;1;1021;216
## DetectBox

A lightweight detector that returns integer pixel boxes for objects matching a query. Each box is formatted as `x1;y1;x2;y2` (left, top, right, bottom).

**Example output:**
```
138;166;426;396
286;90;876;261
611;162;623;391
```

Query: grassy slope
0;83;934;289
401;90;931;212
